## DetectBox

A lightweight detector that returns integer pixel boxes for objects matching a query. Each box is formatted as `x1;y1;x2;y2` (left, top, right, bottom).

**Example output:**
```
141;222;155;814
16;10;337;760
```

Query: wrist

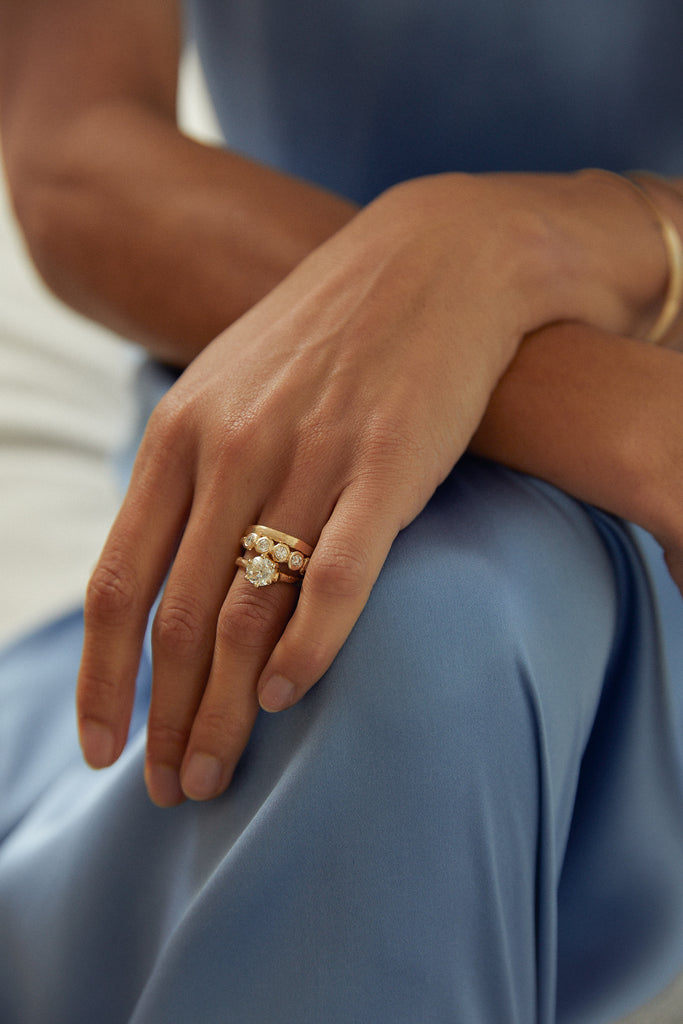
619;173;683;348
571;169;683;342
367;173;585;369
373;170;679;361
506;169;678;341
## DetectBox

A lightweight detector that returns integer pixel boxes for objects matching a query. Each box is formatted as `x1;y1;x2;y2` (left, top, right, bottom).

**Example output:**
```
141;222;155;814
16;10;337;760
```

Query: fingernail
145;762;185;808
79;720;116;768
259;674;296;712
182;753;224;801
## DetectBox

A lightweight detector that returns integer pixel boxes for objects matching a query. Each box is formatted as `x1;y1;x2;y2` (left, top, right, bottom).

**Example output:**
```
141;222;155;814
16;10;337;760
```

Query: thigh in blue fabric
0;458;681;1024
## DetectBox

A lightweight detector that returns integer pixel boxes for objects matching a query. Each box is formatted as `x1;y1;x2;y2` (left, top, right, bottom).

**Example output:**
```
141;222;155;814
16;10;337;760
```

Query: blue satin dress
1;2;682;1022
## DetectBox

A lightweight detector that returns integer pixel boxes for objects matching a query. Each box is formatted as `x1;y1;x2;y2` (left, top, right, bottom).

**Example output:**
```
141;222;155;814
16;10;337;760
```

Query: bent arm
2;1;683;567
2;3;683;368
0;0;356;365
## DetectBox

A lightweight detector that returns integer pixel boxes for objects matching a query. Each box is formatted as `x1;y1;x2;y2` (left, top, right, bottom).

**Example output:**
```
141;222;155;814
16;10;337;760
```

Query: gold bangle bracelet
598;169;683;344
626;173;683;343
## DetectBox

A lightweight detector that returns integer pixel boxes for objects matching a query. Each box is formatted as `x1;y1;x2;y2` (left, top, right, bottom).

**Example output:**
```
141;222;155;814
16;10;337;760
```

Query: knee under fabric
1;457;681;1024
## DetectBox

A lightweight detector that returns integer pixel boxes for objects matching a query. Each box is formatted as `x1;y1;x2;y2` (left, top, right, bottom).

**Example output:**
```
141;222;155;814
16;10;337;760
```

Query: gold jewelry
598;170;683;344
235;556;301;587
241;525;312;574
238;524;314;587
626;173;683;343
243;525;313;556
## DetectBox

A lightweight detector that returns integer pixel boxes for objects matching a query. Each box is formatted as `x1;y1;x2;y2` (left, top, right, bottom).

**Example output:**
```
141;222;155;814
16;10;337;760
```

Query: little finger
77;453;193;769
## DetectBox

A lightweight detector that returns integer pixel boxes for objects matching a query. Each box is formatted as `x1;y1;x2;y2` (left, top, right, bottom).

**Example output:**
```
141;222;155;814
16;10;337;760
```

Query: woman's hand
75;172;671;806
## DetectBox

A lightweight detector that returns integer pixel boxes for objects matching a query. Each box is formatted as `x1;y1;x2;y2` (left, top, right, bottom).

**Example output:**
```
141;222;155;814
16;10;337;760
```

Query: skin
0;0;356;363
1;0;682;807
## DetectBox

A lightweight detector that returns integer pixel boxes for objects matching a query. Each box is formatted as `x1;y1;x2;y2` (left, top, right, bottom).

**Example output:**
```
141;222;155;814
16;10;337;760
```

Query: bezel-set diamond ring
237;525;313;587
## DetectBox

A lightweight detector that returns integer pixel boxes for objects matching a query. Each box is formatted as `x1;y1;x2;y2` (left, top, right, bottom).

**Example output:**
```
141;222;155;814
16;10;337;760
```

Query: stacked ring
237;524;314;588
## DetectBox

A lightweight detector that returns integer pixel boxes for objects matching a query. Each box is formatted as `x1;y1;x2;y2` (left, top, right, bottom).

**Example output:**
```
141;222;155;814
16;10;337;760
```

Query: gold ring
243;524;313;555
237;525;315;588
241;524;313;576
235;556;301;587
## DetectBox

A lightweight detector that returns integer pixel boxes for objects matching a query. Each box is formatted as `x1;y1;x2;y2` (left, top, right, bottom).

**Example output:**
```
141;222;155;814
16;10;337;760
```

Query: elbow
3;137;86;298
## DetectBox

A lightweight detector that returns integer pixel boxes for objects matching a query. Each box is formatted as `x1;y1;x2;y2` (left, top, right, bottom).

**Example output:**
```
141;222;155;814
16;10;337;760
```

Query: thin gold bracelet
596;169;683;344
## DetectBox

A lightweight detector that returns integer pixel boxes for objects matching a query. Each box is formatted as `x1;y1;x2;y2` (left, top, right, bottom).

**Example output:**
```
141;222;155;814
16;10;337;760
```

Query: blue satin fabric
1;456;682;1023
2;1;683;1021
186;0;683;202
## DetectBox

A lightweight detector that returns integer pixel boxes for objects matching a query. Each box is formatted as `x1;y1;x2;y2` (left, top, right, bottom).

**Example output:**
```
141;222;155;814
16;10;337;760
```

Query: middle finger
145;494;246;805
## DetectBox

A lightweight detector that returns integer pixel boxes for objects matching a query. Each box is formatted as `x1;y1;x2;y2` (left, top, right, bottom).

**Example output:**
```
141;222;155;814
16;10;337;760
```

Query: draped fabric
186;0;683;201
1;3;682;1021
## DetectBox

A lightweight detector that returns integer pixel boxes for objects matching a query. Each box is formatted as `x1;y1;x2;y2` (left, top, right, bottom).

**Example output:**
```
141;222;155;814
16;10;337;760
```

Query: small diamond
273;543;290;563
255;536;272;554
288;551;304;571
244;556;279;587
243;532;258;550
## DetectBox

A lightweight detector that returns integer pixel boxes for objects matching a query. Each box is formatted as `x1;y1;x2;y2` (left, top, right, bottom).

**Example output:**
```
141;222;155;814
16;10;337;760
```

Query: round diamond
273;543;290;563
288;551;304;571
244;556;279;587
242;532;258;550
255;536;272;554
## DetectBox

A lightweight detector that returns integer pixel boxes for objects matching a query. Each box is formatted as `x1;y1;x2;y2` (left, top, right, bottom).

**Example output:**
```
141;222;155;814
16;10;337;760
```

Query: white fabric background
0;46;221;646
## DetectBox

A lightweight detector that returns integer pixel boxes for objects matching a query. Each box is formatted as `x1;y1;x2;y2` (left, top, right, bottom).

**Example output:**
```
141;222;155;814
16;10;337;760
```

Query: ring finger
178;511;322;802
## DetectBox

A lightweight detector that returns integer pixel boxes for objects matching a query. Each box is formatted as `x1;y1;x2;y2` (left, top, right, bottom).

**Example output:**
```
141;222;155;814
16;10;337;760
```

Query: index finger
76;448;192;768
256;485;400;712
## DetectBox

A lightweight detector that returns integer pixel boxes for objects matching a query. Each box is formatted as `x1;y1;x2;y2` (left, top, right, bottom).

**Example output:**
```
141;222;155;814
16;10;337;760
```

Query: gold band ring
243;525;313;556
241;524;313;575
235;556;301;587
238;524;315;588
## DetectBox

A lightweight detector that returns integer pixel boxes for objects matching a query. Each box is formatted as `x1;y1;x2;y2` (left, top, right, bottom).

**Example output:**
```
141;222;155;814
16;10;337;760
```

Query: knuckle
306;547;368;601
356;415;435;517
193;707;253;751
152;597;208;657
146;717;191;762
85;557;139;625
76;670;120;719
215;410;261;458
215;588;284;652
138;390;200;471
146;388;194;444
365;408;425;459
207;410;282;480
291;632;331;682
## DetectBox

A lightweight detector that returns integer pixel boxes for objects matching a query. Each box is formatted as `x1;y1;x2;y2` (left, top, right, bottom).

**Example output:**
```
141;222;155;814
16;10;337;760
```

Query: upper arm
0;0;181;184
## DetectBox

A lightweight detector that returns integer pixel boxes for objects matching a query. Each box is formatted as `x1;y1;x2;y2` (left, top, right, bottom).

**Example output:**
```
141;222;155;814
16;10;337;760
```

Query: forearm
471;322;683;544
0;0;357;365
4;106;357;365
4;47;681;368
5;96;682;369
